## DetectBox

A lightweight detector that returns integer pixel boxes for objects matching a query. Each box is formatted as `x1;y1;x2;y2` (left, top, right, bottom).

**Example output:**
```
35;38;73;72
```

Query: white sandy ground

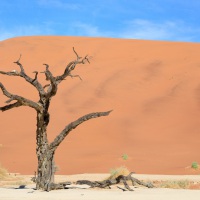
1;186;200;200
1;174;200;200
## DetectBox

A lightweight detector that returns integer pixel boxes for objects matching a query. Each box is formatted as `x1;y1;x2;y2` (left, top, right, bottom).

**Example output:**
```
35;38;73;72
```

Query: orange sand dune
0;36;200;175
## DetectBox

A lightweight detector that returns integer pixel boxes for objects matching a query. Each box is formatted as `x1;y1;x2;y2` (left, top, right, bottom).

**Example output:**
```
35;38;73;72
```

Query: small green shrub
191;162;199;170
122;154;128;160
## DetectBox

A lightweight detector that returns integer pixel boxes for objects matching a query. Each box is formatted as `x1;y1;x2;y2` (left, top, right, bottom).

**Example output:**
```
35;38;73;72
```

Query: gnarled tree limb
0;82;42;112
13;54;24;72
76;172;154;191
68;73;82;80
42;64;57;98
49;110;112;151
0;101;22;112
55;47;90;83
32;71;39;83
0;55;46;97
0;70;20;76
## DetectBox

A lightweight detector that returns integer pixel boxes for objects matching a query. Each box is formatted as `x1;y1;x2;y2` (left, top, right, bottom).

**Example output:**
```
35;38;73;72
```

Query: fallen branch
76;172;154;191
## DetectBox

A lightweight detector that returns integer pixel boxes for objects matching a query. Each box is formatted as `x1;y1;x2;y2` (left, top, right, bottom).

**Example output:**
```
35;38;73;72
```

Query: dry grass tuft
0;164;8;180
107;166;130;180
155;180;190;189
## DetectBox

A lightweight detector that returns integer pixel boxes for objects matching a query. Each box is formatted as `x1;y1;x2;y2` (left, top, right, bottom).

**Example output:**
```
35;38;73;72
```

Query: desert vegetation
0;144;7;180
122;154;129;161
191;162;199;170
108;166;130;180
152;179;200;190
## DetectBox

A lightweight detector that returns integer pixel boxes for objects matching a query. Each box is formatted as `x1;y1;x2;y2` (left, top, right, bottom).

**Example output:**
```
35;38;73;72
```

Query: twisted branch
49;110;112;151
0;55;45;96
55;47;90;83
0;102;22;112
76;172;154;191
0;82;42;112
42;64;57;97
32;71;38;83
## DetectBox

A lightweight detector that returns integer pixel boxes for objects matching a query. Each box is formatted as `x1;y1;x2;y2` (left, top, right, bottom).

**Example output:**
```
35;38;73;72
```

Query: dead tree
0;48;112;191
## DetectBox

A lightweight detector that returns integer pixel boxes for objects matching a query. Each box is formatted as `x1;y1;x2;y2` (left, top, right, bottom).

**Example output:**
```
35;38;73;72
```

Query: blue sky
0;0;200;42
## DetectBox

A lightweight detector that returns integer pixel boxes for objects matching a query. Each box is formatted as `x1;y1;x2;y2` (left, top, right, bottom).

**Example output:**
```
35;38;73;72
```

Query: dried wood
76;172;154;191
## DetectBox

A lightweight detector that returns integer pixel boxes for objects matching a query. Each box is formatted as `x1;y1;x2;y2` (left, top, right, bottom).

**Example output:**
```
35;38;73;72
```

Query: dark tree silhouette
0;48;112;191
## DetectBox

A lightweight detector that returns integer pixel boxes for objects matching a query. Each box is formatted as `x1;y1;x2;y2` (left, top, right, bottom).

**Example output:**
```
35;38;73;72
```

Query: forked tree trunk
34;109;112;191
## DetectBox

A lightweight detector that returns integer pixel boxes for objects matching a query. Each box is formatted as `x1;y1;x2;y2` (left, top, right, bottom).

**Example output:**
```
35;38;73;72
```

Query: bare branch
84;55;90;64
0;101;22;112
5;97;14;104
0;70;20;76
0;56;46;96
42;64;58;97
43;84;51;89
16;54;22;63
32;71;38;83
49;110;112;151
0;82;42;112
0;82;12;97
55;48;90;83
69;73;82;81
13;54;24;73
43;64;54;80
55;61;75;82
73;47;82;60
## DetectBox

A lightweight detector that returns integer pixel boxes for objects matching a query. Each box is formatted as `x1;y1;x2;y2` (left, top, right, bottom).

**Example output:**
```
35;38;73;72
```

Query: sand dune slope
0;36;200;175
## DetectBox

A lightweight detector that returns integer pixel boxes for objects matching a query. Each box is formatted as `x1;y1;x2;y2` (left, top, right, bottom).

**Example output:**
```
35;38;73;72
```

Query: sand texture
0;36;200;175
1;187;200;200
1;174;200;200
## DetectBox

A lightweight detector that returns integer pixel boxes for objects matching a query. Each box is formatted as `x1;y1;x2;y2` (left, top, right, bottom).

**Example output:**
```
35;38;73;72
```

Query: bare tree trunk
36;150;55;191
35;110;55;191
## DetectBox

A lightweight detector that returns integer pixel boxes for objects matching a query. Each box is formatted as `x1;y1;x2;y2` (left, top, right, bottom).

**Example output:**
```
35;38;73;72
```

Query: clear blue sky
0;0;200;42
